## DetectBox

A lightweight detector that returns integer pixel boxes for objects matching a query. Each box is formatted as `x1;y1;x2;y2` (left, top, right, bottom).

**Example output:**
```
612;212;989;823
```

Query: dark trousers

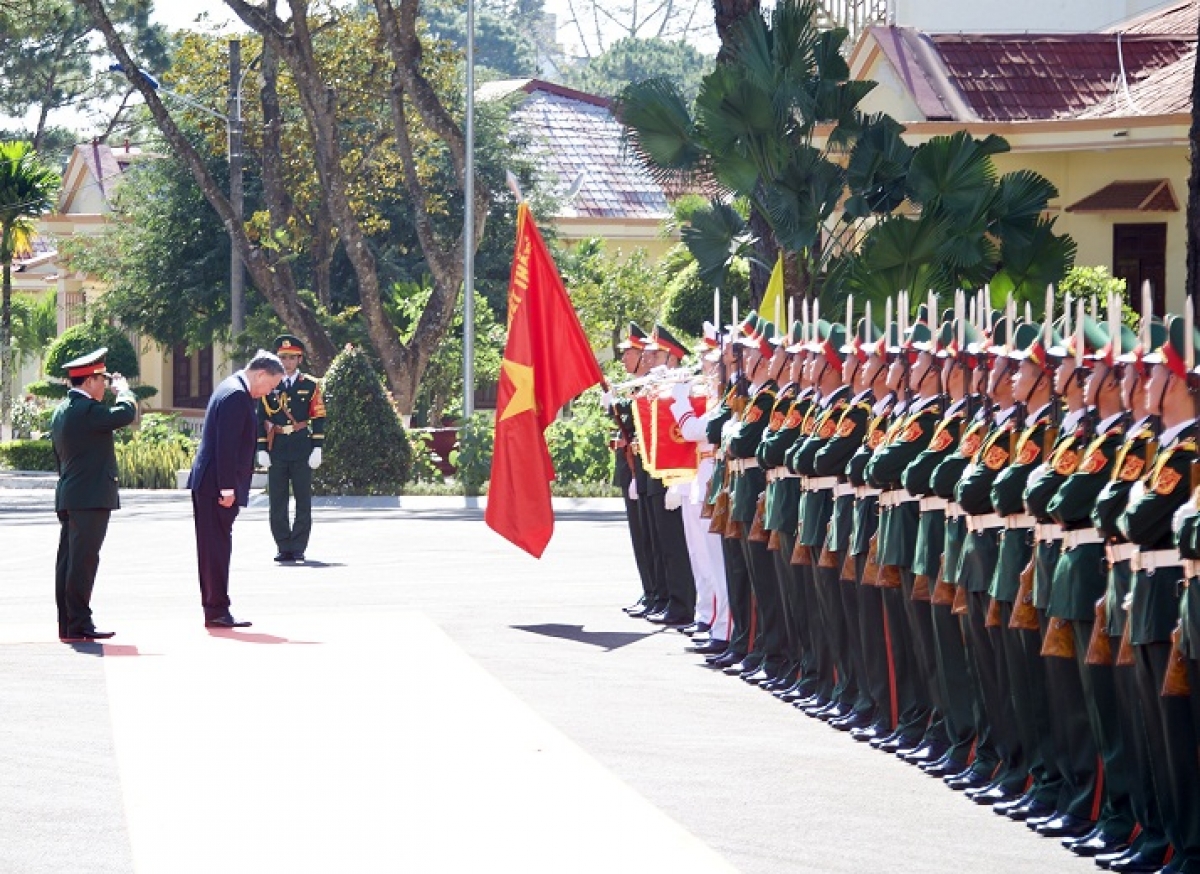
268;458;312;554
836;564;874;715
740;533;786;663
55;508;110;635
930;602;977;764
998;617;1055;800
1113;661;1170;858
635;470;668;607
784;536;834;698
617;456;655;603
192;492;239;620
723;535;753;657
1036;614;1093;817
772;530;807;667
855;555;892;728
817;558;862;709
891;571;933;740
965;592;1022;789
1073;621;1136;837
1134;642;1200;871
648;490;695;619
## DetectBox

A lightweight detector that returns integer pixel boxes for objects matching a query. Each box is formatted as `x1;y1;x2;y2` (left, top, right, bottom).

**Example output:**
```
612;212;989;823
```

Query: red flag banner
631;394;705;485
485;202;604;557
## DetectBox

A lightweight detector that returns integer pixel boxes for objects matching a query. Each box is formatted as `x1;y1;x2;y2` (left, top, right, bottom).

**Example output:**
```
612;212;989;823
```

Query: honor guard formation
604;286;1200;874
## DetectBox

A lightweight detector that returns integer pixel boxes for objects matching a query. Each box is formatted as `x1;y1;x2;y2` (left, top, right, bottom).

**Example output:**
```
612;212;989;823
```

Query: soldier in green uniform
906;317;987;779
1092;326;1172;872
1119;314;1200;874
1045;318;1141;859
51;348;137;642
257;335;326;562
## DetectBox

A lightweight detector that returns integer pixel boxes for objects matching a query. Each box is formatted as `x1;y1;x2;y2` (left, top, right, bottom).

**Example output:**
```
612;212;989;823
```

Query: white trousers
674;459;731;641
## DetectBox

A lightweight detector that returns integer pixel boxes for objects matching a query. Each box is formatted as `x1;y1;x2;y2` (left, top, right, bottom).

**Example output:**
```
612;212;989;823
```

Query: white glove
257;450;271;470
1172;498;1197;535
309;447;322;469
1128;481;1145;506
670;381;690;405
628;479;638;501
664;489;682;510
600;389;615;410
110;374;130;395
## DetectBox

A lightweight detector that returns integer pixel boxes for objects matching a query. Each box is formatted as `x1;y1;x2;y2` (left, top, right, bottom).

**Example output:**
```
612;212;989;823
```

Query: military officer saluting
257;334;326;562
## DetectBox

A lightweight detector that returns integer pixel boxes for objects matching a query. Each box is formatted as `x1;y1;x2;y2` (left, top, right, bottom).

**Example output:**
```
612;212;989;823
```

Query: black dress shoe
850;723;888;743
922;757;967;778
678;621;710;636
690;638;728;655
274;551;293;562
622;596;647;613
627;603;655;618
1107;851;1169;873
67;627;115;640
647;612;691;627
830;711;873;732
972;785;1018;806
1024;810;1060;829
876;733;918;753
742;665;772;684
944;769;990;791
1067;830;1128;857
292;553;305;562
707;650;742;667
868;729;902;749
205;614;252;628
1035;814;1093;838
1004;799;1055;822
722;657;759;676
900;743;948;765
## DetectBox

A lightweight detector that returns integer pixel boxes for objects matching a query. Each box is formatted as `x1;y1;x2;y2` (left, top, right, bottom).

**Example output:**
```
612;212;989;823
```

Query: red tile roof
928;32;1195;121
1065;179;1179;212
1107;0;1200;35
1079;47;1196;116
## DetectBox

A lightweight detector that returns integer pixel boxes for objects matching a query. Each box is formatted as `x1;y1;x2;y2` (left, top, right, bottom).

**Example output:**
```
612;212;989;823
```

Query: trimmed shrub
44;321;141;379
115;440;194;489
452;411;494;496
0;439;56;471
312;344;412;495
546;392;613;485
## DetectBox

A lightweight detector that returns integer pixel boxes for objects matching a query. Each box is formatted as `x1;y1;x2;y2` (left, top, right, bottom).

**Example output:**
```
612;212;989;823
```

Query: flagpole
462;0;477;419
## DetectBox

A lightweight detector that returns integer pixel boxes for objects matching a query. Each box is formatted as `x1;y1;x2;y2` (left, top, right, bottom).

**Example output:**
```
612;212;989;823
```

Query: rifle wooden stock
986;597;1002;628
791;540;814;566
878;564;902;589
952;584;968;615
1162;625;1192;697
1041;618;1076;658
767;530;781;552
700;500;714;520
912;574;932;602
1085;599;1114;666
839;550;856;585
819;547;841;568
709;490;730;535
1116;622;1135;666
748;494;769;543
861;535;882;586
726;519;745;540
1009;560;1040;631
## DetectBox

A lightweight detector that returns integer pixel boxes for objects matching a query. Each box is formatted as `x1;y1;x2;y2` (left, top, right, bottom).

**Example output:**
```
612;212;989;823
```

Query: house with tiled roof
480;79;679;259
847;0;1198;314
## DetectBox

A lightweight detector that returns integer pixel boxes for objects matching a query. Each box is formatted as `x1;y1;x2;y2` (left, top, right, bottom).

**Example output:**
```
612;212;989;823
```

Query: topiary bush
546;391;613;485
451;411;494;496
0;439;56;471
44;320;141;380
115;440;194;489
312;344;412;495
663;258;750;337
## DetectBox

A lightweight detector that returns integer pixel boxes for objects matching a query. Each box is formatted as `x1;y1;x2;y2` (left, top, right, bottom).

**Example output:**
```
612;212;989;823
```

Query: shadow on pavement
206;629;322;645
511;623;653;652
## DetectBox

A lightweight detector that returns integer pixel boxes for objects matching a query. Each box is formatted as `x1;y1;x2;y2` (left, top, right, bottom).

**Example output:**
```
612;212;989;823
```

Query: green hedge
115;440;194;489
0;439;56;471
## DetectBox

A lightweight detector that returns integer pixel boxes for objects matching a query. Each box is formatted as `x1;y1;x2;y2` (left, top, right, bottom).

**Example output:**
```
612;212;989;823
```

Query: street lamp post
462;0;476;420
228;40;245;338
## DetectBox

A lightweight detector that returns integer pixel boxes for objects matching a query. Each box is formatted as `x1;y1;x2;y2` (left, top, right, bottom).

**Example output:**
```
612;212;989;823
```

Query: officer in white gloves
256;334;326;563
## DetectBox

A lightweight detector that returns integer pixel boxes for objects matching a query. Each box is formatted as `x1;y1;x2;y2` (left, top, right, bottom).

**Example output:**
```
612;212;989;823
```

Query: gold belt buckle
280;424;294;435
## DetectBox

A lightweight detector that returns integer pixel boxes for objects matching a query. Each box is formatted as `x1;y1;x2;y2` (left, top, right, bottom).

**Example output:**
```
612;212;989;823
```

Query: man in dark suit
188;351;285;628
51;347;137;642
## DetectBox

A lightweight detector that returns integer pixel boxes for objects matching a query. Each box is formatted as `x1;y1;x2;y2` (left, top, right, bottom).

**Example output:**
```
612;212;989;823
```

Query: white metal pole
462;0;476;419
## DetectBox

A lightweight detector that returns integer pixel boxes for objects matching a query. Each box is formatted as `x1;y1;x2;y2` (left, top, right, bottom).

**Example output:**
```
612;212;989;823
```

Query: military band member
257;334;326;563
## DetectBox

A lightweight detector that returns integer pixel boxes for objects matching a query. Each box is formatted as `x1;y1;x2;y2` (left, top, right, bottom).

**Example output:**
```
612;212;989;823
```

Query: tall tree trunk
712;0;759;61
78;0;338;373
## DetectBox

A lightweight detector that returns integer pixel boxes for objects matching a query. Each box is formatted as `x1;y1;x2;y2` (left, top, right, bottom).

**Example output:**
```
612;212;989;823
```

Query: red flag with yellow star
485;202;604;557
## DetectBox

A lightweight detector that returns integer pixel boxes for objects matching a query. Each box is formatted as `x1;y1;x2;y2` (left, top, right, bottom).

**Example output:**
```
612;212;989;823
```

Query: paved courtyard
0;490;1102;873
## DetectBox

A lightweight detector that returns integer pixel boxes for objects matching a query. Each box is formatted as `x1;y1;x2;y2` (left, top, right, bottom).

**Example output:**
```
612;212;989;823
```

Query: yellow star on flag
498;359;536;421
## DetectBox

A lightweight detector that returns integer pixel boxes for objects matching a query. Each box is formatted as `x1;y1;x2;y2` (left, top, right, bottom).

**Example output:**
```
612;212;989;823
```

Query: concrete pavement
0;490;1101;873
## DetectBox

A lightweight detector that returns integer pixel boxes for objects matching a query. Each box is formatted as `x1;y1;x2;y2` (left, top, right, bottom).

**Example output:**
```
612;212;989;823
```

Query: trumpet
611;362;703;392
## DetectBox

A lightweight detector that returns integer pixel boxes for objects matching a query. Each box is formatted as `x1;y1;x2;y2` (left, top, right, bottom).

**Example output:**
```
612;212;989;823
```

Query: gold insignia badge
960;432;983;458
983;445;1009;470
1153;466;1182;496
1016;438;1041;466
901;421;924;443
1078;449;1106;475
930;427;954;453
1052;449;1079;475
1118;455;1145;482
818;418;836;439
836;417;856;438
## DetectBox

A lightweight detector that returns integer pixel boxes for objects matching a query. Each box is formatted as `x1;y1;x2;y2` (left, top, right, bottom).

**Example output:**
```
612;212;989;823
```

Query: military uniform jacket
757;383;803;533
928;398;985;585
51;387;138;511
990;404;1053;603
1174;491;1200;657
843;391;892;556
790;385;851;546
610;397;639;489
257;372;326;462
955;407;1018;593
703;382;738;506
725;379;776;523
1045;411;1127;620
867;393;940;568
1120;419;1196;645
905;396;967;579
1093;416;1157;636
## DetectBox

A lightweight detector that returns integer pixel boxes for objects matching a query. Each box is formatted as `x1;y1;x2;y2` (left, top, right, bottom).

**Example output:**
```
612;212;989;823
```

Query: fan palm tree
0;141;59;438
